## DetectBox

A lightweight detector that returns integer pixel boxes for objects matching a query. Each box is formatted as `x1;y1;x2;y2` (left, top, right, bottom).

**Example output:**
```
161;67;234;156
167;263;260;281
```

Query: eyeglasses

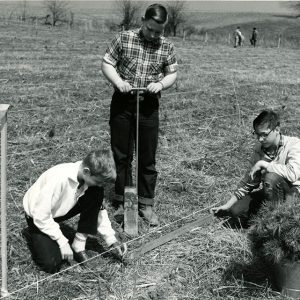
252;128;274;140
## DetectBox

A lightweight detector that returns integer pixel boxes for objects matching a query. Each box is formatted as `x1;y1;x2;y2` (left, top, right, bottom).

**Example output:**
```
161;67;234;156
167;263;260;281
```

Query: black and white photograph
0;0;299;299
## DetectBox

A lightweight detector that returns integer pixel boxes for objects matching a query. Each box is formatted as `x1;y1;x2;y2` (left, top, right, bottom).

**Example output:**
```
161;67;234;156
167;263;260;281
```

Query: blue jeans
24;186;103;273
229;172;298;227
110;91;159;206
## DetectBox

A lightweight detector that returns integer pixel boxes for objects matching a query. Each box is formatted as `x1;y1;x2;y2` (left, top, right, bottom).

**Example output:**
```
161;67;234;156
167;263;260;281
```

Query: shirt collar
68;161;82;183
138;28;162;47
278;134;284;147
262;134;283;159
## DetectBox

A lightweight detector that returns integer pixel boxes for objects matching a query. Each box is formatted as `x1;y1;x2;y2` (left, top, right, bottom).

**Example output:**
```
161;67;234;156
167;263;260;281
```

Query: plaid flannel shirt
103;29;178;88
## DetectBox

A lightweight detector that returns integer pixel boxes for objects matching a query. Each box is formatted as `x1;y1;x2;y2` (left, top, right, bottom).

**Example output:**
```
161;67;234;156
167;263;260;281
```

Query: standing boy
101;4;178;226
23;149;126;273
234;26;244;47
211;110;300;225
250;27;258;47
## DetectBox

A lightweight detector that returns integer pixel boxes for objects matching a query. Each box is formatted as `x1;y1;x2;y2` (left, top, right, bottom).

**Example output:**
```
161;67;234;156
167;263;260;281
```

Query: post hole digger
123;87;147;237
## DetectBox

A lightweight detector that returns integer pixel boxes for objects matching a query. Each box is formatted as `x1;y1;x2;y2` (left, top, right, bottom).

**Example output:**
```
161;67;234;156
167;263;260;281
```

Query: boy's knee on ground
263;172;282;190
263;172;287;201
30;232;63;273
38;257;62;274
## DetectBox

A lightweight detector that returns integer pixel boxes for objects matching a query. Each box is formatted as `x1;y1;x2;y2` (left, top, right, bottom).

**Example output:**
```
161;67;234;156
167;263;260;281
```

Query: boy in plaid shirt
102;3;178;225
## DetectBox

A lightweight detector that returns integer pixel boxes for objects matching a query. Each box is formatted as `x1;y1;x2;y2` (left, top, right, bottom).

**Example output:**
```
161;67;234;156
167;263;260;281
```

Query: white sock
72;232;88;252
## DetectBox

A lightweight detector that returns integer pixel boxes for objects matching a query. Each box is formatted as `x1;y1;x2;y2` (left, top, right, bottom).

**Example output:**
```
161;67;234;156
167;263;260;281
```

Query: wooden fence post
205;32;208;43
35;18;38;36
0;104;10;298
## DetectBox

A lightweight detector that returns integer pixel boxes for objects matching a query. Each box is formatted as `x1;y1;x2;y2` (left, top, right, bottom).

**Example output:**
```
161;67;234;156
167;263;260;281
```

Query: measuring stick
128;215;214;260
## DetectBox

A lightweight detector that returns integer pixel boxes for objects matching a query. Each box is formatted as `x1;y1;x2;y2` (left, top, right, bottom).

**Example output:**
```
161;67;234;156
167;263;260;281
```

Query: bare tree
166;0;186;37
291;1;300;17
21;0;27;21
281;1;300;17
115;0;140;30
44;0;69;26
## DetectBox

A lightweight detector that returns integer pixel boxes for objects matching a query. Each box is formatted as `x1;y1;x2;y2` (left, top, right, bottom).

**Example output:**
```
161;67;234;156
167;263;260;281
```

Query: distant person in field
234;26;244;47
101;3;178;226
250;27;258;47
23;149;127;273
211;110;300;227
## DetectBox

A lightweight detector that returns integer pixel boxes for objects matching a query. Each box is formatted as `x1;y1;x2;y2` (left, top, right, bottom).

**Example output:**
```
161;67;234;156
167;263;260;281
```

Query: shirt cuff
103;54;117;67
97;209;117;247
266;162;275;173
56;235;69;249
164;63;178;74
104;234;118;247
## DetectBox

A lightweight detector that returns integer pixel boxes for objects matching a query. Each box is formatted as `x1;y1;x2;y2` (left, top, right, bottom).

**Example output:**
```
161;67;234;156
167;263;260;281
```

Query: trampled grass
0;9;299;300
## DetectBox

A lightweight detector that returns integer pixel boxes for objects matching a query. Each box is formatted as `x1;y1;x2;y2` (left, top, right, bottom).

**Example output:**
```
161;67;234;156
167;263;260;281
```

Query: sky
82;1;295;14
65;0;295;14
0;0;295;14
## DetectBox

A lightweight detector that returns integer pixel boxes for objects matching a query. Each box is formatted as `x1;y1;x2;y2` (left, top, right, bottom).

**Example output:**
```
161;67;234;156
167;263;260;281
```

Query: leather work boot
114;205;124;224
139;204;159;226
73;250;89;266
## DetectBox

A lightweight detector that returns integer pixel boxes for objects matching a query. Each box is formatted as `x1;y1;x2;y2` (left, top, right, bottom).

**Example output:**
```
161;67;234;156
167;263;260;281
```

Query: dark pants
24;186;103;273
238;36;242;46
110;91;159;206
250;38;257;47
229;172;299;227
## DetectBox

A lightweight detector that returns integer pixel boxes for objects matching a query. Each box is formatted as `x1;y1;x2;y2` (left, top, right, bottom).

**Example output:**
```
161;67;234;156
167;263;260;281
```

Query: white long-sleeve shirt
23;161;117;248
234;135;300;199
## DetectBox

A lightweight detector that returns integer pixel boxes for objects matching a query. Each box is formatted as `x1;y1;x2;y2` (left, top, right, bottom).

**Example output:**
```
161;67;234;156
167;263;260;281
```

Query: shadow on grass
213;217;280;297
220;255;279;298
223;256;272;284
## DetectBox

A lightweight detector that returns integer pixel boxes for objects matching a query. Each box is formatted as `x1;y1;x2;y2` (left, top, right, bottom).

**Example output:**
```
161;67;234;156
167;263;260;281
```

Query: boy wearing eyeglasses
211;110;300;226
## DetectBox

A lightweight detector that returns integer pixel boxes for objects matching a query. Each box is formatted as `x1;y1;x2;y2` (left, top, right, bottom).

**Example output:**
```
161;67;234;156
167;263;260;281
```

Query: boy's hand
60;243;74;261
146;82;163;94
210;195;238;218
210;205;231;218
110;241;127;261
116;81;132;93
249;160;269;180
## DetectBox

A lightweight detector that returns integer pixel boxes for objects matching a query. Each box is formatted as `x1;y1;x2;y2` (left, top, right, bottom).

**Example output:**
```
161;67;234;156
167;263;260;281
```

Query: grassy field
0;5;300;300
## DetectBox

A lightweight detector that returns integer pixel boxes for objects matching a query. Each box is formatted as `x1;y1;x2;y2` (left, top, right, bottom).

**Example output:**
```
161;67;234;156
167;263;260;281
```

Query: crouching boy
23;149;126;273
211;110;300;227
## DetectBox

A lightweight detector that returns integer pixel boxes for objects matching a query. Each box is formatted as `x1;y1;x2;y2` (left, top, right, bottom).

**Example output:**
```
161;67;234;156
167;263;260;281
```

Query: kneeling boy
211;110;300;226
23;149;126;273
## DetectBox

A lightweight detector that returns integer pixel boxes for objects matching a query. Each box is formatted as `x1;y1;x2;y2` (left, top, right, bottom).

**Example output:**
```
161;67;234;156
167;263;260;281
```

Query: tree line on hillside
6;0;300;35
13;0;187;36
115;0;186;36
17;0;74;27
